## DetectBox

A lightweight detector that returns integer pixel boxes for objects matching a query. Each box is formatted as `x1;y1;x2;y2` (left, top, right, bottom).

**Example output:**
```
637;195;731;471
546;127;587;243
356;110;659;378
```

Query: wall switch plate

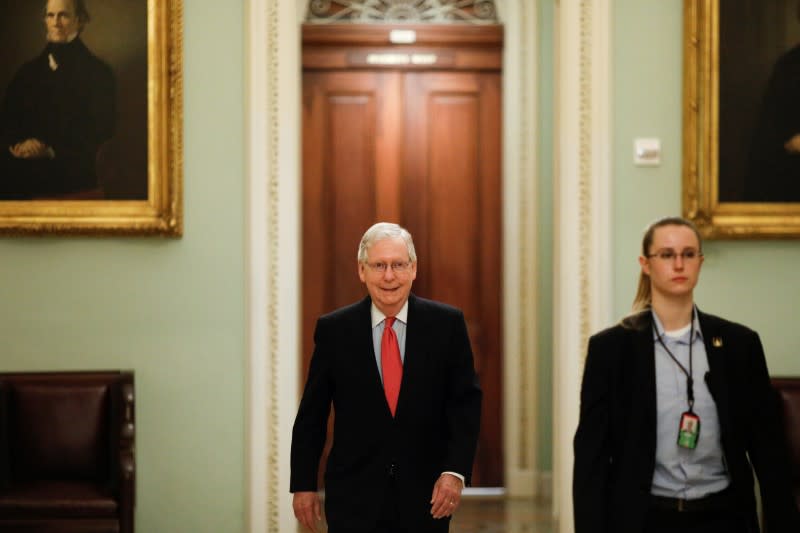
634;138;661;166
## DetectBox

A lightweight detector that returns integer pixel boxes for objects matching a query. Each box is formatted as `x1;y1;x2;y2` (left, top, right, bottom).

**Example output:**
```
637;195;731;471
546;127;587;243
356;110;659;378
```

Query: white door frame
242;1;611;530
553;2;612;533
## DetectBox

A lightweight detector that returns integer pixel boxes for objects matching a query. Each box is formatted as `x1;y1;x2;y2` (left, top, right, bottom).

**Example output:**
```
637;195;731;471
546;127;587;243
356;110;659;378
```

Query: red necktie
381;317;402;417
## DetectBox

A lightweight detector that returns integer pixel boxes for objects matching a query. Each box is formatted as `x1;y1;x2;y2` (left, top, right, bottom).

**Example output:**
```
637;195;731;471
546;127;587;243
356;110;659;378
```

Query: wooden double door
302;25;503;486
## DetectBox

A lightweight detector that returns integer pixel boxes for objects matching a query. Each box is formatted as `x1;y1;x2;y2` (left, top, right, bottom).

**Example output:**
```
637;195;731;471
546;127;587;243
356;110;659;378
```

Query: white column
553;1;612;532
499;0;541;498
245;0;302;531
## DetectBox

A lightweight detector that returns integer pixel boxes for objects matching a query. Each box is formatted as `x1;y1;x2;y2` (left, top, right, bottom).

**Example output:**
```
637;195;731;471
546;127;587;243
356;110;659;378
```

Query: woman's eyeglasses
647;249;703;262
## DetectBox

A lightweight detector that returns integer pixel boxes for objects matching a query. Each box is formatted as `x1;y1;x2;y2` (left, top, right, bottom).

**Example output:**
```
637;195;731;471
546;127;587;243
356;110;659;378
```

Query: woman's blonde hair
631;216;703;313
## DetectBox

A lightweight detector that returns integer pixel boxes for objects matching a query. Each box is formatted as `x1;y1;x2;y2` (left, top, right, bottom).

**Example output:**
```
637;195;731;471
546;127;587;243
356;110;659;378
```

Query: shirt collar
651;306;703;342
371;300;409;328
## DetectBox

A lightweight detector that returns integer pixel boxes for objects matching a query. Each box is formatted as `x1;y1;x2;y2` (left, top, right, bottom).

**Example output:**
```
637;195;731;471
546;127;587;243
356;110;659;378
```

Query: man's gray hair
45;0;91;25
357;222;417;264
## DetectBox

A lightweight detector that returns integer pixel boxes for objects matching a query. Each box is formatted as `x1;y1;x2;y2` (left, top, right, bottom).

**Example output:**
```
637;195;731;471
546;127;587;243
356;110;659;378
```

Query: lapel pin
712;337;723;348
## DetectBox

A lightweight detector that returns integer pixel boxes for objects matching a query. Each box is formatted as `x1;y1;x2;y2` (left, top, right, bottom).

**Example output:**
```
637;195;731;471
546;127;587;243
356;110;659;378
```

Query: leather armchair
772;377;800;510
0;371;135;533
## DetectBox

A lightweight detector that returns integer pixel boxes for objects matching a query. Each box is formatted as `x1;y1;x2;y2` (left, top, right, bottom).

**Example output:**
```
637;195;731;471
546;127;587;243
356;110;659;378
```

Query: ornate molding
553;1;613;530
266;0;280;529
578;0;592;355
306;0;498;23
500;0;539;497
517;0;533;471
247;1;301;529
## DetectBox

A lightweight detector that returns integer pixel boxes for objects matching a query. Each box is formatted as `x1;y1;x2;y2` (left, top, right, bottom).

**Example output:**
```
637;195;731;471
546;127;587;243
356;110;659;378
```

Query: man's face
358;237;417;317
45;0;80;43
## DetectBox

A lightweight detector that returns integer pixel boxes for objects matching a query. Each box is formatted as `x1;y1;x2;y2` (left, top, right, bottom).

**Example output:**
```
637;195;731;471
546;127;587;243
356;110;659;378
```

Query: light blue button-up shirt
650;309;730;498
370;301;409;384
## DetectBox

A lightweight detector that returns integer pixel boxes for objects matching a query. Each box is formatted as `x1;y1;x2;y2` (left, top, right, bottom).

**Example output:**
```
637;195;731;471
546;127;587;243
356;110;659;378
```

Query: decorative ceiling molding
306;0;498;24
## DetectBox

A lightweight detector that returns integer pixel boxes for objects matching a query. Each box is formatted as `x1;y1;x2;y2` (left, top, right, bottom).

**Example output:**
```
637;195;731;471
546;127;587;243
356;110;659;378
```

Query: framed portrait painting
683;0;800;238
0;0;182;235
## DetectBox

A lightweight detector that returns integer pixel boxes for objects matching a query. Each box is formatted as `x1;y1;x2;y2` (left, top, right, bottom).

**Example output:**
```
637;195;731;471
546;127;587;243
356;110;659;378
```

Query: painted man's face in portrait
45;0;81;43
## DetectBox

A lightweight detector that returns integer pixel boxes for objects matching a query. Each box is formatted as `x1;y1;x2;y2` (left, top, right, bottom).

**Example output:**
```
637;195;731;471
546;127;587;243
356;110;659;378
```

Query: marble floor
306;496;555;532
451;496;555;533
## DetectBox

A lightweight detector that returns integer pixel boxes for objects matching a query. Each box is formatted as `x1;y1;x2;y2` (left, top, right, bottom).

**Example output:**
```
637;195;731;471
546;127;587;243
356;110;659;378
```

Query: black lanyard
653;319;696;413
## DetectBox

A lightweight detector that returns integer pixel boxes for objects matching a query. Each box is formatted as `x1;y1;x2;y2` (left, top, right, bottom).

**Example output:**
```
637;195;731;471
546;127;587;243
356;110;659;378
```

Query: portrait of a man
744;5;800;203
0;0;148;201
0;0;113;199
719;0;800;203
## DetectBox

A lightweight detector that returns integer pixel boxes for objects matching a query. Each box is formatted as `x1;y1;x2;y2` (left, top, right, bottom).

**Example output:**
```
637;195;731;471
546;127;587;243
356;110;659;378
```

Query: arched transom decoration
306;0;498;23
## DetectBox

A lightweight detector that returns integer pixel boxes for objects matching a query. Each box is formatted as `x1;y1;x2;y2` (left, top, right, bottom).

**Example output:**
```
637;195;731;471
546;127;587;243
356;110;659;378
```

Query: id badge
677;412;701;449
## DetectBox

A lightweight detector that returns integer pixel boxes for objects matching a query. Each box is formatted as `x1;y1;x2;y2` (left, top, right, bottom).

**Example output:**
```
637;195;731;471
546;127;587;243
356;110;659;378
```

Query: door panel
403;72;502;486
303;71;401;373
302;68;502;486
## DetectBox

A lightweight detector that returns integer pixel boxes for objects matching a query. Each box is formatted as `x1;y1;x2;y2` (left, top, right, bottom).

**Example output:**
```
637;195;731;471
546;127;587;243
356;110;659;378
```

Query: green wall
537;0;555;476
0;1;246;531
535;0;800;474
612;0;800;376
3;1;797;520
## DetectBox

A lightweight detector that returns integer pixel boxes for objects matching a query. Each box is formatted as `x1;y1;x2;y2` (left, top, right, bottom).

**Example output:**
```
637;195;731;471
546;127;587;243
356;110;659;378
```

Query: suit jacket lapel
697;309;732;439
357;297;392;411
396;294;427;418
630;311;658;457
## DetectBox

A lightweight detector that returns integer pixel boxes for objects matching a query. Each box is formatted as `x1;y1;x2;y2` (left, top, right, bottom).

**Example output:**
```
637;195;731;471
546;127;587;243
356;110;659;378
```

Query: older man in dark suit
0;0;115;199
290;222;482;533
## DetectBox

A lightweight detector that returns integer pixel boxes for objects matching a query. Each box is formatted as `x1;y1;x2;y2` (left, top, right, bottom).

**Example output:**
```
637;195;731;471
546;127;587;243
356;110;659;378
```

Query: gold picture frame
683;0;800;238
0;0;182;236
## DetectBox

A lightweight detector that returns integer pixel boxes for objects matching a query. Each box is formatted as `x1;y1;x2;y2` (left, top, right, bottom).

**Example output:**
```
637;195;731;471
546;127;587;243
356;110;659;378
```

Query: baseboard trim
462;487;506;499
537;471;553;500
464;470;553;500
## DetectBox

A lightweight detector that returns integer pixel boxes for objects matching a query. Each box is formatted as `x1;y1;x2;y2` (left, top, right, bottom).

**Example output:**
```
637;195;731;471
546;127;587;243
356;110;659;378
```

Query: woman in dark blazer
573;216;799;533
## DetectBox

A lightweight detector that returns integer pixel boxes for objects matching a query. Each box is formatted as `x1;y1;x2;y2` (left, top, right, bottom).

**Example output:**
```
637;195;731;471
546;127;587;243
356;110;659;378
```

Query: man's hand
292;491;322;532
784;133;800;154
430;473;463;519
9;138;52;159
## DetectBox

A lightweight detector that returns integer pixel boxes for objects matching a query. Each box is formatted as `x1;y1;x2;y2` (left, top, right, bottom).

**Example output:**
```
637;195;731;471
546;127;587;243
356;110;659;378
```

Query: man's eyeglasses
647;249;703;262
365;261;412;274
